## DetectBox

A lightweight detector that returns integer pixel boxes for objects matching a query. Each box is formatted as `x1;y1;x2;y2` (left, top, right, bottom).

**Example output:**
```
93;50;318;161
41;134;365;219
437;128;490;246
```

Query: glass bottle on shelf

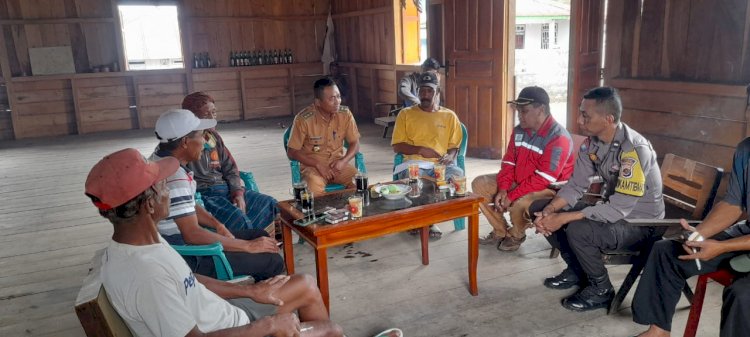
229;52;235;67
273;49;279;64
193;53;200;68
287;49;293;64
206;53;213;68
257;50;264;65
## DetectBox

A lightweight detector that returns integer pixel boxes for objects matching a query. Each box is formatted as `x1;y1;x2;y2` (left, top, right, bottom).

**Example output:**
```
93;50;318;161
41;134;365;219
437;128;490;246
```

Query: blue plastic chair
283;126;366;192
393;122;468;230
171;171;261;281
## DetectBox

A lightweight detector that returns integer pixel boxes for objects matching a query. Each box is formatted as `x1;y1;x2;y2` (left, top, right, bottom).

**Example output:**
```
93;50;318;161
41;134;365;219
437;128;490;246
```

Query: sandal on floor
428;225;442;239
373;328;403;337
408;228;420;235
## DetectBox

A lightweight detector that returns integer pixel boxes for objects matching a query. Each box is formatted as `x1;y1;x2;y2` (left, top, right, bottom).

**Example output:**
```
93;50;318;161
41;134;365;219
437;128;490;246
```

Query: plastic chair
283;126;366;192
393;122;468;230
172;173;261;281
683;268;736;337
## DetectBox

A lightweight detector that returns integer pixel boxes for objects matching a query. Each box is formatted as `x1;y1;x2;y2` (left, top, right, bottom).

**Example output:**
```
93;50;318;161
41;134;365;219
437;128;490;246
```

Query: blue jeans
198;184;278;233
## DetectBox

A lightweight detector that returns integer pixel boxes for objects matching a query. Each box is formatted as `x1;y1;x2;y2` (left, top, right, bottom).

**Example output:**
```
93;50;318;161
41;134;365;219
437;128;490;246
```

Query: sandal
373;328;403;337
408;228;420;235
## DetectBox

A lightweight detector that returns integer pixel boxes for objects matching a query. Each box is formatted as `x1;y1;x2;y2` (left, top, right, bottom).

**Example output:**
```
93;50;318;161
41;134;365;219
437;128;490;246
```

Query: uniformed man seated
530;86;666;312
287;77;361;195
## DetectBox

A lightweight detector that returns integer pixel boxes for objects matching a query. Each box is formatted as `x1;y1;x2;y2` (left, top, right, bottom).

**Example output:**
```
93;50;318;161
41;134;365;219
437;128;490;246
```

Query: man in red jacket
471;87;575;251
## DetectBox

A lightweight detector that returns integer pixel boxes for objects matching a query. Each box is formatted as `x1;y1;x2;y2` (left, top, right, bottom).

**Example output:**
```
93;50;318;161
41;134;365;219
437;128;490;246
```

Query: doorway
513;0;571;126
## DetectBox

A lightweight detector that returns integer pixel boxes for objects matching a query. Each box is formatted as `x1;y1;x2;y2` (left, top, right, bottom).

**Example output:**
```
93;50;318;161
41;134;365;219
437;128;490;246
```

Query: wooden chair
683;268;736;337
606;153;723;314
75;249;133;337
393;122;468;230
282;126;366;192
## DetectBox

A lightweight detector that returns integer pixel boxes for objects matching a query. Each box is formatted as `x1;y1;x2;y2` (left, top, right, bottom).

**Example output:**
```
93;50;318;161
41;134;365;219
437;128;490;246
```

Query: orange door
443;0;513;159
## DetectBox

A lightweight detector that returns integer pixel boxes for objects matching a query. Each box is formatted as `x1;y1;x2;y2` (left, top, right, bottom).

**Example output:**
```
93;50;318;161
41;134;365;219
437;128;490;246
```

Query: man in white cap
391;71;463;239
631;138;750;337
85;148;342;337
151;109;284;282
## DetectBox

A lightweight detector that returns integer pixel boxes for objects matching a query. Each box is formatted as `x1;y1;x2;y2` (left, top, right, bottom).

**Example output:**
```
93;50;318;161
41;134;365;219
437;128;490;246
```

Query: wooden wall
0;0;328;140
605;0;750;180
332;0;410;121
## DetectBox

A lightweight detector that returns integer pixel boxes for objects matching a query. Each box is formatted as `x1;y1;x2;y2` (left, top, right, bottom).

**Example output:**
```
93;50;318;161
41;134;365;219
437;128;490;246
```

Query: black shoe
561;285;614;312
543;269;583;289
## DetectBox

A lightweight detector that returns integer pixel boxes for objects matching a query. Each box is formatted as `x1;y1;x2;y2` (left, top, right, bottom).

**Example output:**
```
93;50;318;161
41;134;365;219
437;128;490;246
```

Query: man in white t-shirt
84;148;343;337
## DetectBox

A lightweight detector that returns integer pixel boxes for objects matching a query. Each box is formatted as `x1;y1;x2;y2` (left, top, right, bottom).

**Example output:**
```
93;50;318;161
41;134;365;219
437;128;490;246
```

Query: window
118;5;183;70
515;25;525;49
541;23;550;49
554;22;559;46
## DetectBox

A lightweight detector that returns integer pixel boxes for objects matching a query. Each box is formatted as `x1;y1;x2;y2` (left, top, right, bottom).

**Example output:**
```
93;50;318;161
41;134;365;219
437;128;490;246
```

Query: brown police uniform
287;103;360;194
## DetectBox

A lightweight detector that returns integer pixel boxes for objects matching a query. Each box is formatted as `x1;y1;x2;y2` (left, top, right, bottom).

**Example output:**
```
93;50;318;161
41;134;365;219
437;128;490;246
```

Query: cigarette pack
325;209;349;224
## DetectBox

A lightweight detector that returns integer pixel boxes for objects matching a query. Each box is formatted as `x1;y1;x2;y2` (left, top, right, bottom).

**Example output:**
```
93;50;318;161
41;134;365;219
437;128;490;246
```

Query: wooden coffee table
278;178;483;311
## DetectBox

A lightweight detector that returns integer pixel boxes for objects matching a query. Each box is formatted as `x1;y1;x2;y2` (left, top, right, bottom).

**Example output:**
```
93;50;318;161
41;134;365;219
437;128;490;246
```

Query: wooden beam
630;0;643;78
131;75;144;129
189;15;327;23
70;78;82;134
287;67;295;117
240;70;248;120
332;6;391;19
660;0;671;78
109;0;126;73
179;5;194;94
740;0;750;78
0;23;19;139
610;78;749;98
0;18;114;25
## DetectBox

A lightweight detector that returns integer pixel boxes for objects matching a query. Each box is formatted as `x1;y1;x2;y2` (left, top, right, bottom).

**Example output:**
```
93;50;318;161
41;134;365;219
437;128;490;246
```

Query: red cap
85;148;179;210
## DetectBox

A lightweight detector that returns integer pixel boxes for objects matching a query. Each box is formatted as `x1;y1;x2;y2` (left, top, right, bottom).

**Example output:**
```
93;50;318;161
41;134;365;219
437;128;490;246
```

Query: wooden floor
0;118;724;337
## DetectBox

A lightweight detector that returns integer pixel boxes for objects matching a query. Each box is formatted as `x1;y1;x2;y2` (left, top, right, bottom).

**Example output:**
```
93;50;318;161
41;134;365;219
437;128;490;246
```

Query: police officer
530;86;665;312
287;77;361;195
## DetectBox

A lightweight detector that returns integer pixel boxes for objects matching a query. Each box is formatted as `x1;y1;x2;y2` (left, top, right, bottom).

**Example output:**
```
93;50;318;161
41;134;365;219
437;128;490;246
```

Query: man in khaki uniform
287;77;361;194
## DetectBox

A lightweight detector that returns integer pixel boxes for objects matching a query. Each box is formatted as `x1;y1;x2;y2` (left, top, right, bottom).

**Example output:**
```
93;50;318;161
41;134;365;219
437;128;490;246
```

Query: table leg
314;247;330;313
468;213;479;296
282;222;295;274
420;226;429;265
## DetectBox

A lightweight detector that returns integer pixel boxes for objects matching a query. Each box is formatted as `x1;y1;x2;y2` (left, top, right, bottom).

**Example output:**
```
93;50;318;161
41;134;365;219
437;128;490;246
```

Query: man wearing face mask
530;87;665;312
182;92;279;235
391;72;463;239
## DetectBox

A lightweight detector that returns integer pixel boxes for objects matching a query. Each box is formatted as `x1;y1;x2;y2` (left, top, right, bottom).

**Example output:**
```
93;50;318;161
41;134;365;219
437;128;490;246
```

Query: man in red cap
471;86;575;251
85;148;342;337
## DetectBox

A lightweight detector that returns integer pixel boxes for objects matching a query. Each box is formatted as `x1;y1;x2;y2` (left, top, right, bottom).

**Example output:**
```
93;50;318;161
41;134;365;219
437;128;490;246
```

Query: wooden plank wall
181;0;329;65
134;73;188;128
0;0;330;139
332;0;407;121
605;0;750;192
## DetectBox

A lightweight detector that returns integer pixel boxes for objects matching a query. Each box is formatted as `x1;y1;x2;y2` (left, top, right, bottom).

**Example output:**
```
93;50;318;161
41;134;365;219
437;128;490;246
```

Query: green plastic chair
283;126;366;192
393;122;468;230
171;171;260;281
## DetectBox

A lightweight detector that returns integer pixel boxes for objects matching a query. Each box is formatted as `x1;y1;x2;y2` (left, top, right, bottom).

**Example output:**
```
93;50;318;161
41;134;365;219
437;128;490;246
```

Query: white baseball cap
154;109;217;143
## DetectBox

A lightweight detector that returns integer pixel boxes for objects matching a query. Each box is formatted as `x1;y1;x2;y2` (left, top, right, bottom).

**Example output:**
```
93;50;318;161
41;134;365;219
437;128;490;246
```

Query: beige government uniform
287;104;360;194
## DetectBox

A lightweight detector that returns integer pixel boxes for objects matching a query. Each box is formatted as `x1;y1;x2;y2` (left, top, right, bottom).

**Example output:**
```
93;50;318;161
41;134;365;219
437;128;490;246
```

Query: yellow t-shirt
391;105;463;162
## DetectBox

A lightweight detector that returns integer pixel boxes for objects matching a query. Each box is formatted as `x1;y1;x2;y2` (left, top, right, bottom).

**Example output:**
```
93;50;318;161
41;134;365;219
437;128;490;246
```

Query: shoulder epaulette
299;107;315;119
338;105;350;113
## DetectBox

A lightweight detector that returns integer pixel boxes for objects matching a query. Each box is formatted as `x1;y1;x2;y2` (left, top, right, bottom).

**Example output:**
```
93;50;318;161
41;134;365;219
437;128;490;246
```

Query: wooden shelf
191;62;323;74
11;68;187;82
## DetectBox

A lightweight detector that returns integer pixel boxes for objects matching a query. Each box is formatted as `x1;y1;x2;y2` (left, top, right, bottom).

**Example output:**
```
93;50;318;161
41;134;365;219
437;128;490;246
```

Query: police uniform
287;103;360;194
529;122;665;308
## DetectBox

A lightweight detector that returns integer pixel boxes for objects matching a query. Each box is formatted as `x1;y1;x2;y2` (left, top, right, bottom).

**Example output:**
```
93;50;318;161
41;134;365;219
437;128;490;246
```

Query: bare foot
635;325;670;337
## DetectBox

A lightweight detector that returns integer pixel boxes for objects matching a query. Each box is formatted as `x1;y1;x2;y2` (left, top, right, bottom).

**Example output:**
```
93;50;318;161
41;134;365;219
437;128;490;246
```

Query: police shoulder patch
615;149;646;197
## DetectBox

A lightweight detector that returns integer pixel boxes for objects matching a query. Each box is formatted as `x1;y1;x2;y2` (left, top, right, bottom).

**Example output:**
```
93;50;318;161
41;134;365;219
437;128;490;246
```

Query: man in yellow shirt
391;72;464;238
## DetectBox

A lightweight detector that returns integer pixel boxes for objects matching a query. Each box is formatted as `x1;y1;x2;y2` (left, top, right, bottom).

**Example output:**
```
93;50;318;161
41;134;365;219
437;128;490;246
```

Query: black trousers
529;199;665;281
632;231;750;336
164;229;284;281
